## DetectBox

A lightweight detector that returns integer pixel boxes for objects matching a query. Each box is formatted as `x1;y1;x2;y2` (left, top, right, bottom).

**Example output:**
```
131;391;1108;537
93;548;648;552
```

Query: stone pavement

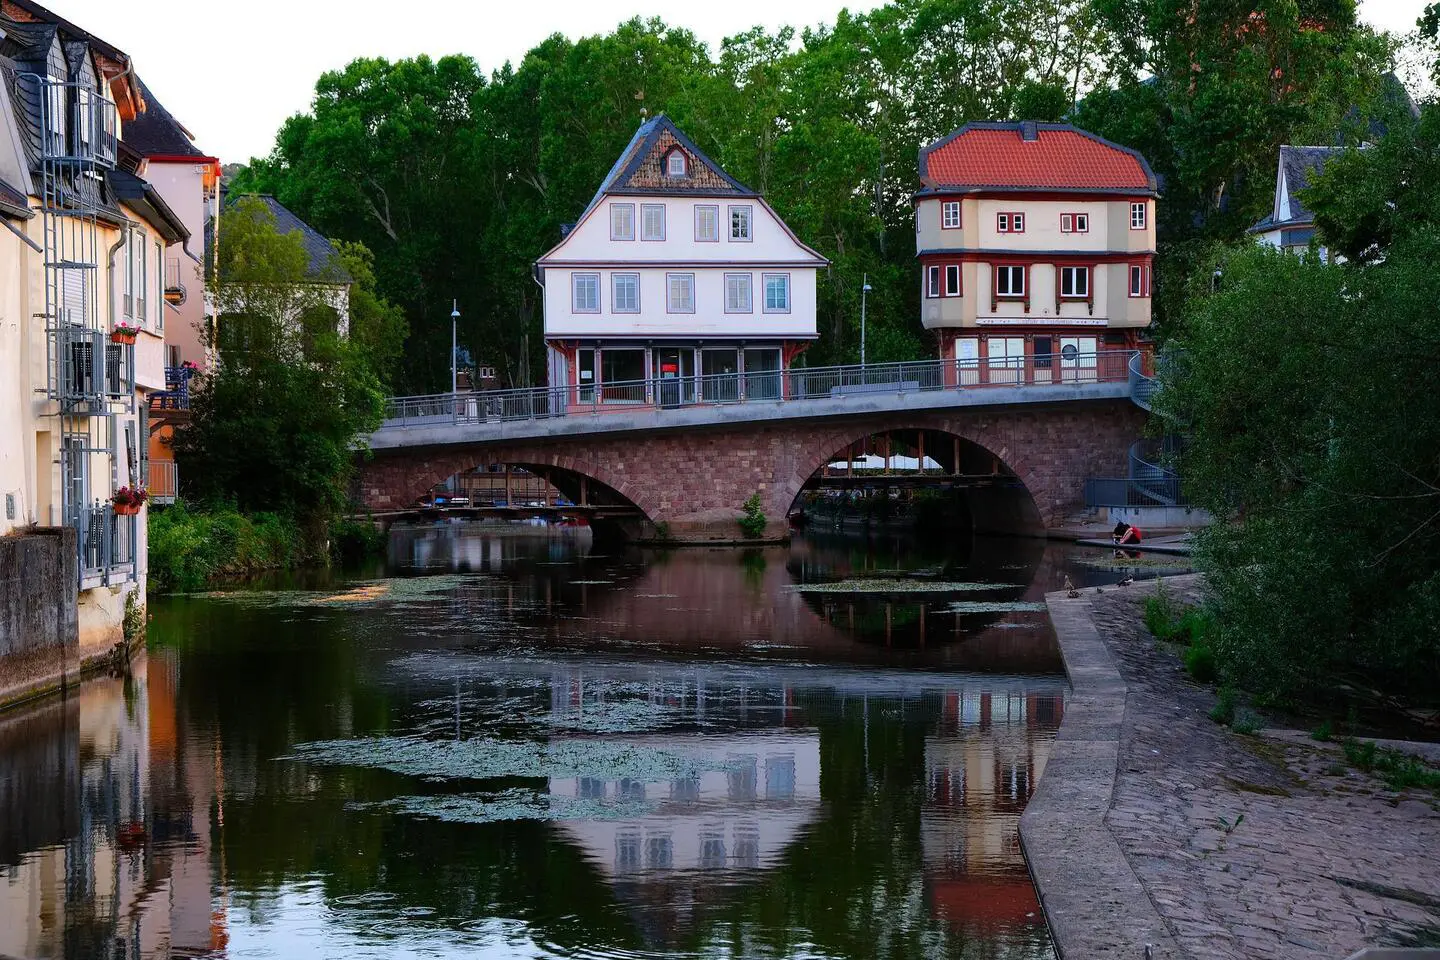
1023;574;1440;959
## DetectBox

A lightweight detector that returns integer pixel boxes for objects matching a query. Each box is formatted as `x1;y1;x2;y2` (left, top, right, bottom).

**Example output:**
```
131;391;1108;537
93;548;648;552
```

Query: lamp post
860;274;872;370
450;300;460;406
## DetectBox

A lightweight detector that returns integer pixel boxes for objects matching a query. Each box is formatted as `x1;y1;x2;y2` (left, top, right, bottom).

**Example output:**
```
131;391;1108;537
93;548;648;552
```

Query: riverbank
1025;574;1440;959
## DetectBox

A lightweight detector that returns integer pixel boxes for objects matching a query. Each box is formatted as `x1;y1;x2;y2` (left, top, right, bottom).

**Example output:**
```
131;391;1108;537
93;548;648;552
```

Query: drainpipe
107;224;131;331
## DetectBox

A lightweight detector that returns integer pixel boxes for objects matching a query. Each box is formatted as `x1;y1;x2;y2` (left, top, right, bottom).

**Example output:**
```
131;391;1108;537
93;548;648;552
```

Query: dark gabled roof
108;168;188;242
219;191;350;283
122;76;206;158
581;113;755;217
1279;145;1340;223
1;0;129;64
0;18;55;66
1250;145;1344;234
918;121;1158;195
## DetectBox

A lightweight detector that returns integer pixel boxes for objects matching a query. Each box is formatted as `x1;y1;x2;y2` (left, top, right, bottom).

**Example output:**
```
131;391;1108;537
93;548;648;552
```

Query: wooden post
505;466;513;507
917;431;926;475
847;441;854;478
580;475;589;507
953;436;961;477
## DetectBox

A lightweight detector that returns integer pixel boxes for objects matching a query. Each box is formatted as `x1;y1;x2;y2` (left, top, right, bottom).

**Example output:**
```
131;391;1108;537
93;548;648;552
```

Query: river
0;525;1163;959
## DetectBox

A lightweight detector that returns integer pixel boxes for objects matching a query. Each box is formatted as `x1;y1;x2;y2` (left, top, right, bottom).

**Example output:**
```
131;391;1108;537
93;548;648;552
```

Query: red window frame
1060;212;1089;234
997;212;1025;233
940;200;962;230
1128;262;1151;297
944;263;961;297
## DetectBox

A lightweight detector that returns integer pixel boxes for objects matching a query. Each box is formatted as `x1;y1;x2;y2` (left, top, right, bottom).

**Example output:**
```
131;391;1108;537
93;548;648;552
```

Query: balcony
33;77;117;167
147;460;178;504
149;364;195;413
51;325;132;409
77;503;136;589
165;258;187;304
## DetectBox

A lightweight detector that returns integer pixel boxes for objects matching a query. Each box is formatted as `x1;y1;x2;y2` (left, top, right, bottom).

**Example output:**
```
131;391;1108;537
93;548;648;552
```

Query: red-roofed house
914;121;1157;383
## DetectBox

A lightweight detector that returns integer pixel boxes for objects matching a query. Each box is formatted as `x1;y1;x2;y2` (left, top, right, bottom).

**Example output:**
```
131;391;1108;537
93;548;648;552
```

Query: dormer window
666;150;687;177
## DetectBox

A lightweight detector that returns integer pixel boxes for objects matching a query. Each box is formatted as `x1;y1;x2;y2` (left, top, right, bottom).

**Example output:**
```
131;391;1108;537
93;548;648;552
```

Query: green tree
1158;109;1440;702
174;198;389;527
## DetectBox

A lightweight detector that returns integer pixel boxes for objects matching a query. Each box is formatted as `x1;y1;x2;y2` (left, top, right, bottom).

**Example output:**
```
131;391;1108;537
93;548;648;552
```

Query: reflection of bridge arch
780;424;1046;536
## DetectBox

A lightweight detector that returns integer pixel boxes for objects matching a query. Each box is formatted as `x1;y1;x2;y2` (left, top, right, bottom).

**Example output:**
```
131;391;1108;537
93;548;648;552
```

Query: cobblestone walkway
1030;574;1440;960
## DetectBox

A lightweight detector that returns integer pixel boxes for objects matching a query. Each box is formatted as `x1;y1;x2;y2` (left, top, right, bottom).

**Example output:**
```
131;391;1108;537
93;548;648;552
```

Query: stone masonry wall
358;400;1146;539
0;527;79;709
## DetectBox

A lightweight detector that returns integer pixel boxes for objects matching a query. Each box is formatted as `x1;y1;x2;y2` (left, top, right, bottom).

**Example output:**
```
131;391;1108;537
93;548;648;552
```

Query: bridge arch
775;421;1049;536
360;445;659;531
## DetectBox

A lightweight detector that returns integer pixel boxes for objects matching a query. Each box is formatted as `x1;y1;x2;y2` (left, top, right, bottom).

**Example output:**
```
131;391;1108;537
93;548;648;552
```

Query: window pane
668;274;694;312
926;267;939;297
945;264;959;296
601;349;645;401
764;274;789;311
611;204;634;239
726;274;751;312
573;274;598;311
730;206;751;240
695;205;718;241
702;348;739;401
744;348;781;399
1014;213;1024;231
613;274;639;312
642;204;665;240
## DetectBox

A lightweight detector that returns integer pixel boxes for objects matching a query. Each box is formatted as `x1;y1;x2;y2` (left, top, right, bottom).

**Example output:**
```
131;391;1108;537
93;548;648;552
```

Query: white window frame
1130;201;1147;230
612;273;640;313
762;273;790;313
941;201;961;229
641;203;666;241
154;240;164;332
728;205;752;242
572;272;600;313
997;211;1025;233
724;273;753;313
1129;263;1150;297
135;235;148;324
926;265;940;298
666;151;687;177
666;272;695;313
694;204;719;242
1060;212;1090;234
995;265;1025;297
610;203;636;241
1061;265;1089;299
944;263;960;297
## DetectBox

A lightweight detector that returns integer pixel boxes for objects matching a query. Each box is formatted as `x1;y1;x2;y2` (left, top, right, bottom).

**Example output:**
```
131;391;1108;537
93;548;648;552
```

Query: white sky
37;0;1432;164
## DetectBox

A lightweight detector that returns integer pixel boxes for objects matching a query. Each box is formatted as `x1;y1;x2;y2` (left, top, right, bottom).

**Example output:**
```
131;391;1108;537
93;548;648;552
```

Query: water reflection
0;526;1116;959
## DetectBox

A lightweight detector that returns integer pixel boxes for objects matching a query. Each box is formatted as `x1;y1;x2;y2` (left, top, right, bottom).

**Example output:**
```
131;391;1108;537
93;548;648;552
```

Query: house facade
914;121;1157;384
1247;145;1340;261
538;115;826;406
0;0;186;654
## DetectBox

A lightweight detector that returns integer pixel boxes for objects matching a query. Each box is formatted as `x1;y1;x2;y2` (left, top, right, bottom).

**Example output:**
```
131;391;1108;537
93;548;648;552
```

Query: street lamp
450;299;460;403
860;275;873;370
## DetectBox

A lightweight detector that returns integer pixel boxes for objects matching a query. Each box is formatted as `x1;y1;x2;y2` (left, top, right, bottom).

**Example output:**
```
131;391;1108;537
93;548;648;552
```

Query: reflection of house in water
922;689;1064;932
551;730;820;878
0;660;176;959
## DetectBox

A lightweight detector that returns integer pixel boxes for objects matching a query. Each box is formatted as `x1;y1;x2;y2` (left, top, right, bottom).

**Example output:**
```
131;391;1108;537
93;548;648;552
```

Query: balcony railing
147;460;178;504
382;351;1139;429
165;258;187;304
51;325;132;407
77;503;137;587
30;76;118;167
150;365;195;412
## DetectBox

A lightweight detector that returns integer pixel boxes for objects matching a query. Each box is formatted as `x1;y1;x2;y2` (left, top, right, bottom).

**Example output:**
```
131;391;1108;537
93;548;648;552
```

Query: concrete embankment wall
0;528;79;710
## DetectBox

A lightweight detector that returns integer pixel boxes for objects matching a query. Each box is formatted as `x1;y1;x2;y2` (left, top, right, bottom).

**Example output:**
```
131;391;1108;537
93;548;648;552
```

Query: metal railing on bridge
382;350;1142;429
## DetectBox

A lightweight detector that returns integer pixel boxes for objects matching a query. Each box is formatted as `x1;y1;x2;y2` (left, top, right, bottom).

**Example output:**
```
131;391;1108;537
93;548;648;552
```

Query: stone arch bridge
357;356;1152;540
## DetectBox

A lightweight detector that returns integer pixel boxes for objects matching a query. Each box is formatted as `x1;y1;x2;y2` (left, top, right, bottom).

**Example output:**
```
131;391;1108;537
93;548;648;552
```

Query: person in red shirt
1112;521;1143;545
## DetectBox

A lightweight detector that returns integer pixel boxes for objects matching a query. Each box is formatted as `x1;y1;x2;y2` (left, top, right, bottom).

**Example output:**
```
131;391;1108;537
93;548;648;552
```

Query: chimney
1021;120;1039;142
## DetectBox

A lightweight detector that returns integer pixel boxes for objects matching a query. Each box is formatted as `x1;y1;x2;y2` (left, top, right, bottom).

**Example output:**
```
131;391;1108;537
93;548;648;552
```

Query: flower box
114;502;141;516
110;328;138;345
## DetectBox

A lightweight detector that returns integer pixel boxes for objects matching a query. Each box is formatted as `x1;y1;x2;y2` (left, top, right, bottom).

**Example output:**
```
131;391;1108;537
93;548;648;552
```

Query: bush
1209;686;1236;725
330;515;386;562
1185;641;1219;683
738;493;767;539
148;502;320;593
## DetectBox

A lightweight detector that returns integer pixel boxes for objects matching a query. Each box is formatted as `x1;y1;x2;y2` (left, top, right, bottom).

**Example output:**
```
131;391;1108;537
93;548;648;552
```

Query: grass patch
1185;641;1219;683
1342;739;1440;792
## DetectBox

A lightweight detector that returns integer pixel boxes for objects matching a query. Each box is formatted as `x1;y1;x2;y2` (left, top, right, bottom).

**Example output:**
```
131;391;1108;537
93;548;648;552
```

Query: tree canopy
1157;101;1440;704
231;0;1399;393
174;198;398;525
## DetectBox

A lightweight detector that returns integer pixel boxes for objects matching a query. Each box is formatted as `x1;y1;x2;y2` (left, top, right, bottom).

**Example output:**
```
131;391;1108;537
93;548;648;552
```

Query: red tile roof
920;123;1155;193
